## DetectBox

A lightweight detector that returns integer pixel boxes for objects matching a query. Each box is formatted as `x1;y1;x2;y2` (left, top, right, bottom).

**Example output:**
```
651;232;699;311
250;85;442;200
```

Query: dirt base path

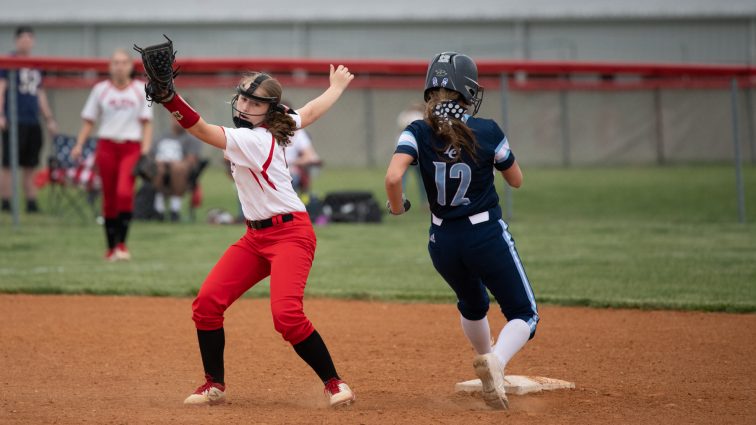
1;295;754;424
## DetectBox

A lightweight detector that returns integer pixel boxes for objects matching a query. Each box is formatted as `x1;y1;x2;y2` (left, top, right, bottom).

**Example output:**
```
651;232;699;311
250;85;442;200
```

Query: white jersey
223;113;306;221
81;79;152;141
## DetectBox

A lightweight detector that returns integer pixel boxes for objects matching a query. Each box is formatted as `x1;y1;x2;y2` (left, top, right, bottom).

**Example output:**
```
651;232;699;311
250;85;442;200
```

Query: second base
455;375;575;396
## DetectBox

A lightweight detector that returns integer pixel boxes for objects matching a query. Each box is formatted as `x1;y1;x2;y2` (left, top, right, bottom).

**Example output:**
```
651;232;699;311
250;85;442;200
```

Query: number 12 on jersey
433;161;471;206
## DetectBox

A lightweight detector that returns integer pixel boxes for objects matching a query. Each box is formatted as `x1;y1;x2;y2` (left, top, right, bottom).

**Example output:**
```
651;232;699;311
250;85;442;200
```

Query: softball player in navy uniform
135;37;355;407
385;52;539;410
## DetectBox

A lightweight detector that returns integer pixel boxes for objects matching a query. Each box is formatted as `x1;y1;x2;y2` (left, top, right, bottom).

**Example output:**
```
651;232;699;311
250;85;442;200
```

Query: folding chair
46;135;101;223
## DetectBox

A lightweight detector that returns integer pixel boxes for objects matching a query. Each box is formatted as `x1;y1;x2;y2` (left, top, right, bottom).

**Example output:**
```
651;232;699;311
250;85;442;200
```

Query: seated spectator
285;128;321;194
150;119;201;221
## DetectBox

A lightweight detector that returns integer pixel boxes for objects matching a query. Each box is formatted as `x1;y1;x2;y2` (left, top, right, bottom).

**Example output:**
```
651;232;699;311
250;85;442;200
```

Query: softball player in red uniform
72;48;153;261
144;60;355;406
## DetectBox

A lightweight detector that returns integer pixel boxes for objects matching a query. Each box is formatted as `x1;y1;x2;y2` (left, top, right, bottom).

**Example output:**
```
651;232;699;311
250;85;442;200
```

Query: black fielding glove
132;154;157;181
134;35;179;104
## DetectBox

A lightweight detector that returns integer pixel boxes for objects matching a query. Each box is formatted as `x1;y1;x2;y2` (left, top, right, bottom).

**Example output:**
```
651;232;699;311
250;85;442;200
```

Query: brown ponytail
265;109;296;147
424;89;477;162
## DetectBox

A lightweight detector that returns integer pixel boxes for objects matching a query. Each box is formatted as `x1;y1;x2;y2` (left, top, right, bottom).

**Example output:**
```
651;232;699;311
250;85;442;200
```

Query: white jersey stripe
494;137;511;164
498;219;539;331
397;130;418;154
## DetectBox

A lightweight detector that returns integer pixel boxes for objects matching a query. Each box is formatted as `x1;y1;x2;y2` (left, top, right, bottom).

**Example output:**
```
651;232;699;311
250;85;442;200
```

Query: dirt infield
1;295;754;424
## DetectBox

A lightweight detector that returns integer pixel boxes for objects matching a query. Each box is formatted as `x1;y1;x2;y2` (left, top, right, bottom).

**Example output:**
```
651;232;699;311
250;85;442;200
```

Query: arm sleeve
80;84;101;122
492;123;515;171
394;126;419;164
223;127;269;170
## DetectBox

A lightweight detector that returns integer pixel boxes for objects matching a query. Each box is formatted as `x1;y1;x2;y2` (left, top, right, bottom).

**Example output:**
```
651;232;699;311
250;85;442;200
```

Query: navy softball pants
428;212;539;338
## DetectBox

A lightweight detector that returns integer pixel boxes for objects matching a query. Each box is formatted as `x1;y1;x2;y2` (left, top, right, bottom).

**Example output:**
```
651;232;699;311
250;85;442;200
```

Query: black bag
322;191;383;223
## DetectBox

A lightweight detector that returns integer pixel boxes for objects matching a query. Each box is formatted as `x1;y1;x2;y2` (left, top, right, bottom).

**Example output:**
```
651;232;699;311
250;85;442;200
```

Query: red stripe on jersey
260;135;277;191
248;169;264;191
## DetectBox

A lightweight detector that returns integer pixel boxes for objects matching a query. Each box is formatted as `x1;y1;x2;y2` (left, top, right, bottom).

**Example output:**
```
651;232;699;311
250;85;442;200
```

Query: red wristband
162;94;201;129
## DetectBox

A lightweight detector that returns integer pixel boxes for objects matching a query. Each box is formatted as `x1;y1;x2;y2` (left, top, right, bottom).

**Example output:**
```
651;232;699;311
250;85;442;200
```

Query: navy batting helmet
424;52;484;115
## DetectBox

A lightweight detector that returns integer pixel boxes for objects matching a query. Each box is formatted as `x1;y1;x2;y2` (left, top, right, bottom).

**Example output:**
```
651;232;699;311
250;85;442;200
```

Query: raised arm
297;65;354;129
183;116;226;150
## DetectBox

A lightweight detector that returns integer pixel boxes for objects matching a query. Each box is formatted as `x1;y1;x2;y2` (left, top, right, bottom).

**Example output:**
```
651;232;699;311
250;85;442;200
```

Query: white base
455;375;575;396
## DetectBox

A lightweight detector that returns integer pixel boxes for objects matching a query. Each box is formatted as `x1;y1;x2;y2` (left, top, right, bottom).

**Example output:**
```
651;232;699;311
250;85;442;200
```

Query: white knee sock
493;319;531;369
460;315;493;355
170;196;182;212
154;193;165;213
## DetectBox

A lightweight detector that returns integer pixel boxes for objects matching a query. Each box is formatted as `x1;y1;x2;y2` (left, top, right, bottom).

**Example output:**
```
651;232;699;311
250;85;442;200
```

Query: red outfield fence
1;57;752;225
0;56;754;90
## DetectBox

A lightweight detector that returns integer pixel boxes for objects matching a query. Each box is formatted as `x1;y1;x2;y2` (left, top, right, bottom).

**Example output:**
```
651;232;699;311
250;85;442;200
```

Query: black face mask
231;73;279;129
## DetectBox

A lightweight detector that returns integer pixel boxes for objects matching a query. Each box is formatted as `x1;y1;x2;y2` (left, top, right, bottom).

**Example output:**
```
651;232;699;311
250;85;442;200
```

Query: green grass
1;164;755;312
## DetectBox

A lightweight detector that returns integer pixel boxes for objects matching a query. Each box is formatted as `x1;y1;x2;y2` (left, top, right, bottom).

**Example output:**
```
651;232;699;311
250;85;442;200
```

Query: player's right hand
329;64;354;91
70;145;83;161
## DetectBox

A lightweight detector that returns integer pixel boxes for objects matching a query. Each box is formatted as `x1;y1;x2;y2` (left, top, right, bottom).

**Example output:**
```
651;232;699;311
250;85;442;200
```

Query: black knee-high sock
104;218;119;250
117;212;132;245
197;328;225;384
293;330;339;383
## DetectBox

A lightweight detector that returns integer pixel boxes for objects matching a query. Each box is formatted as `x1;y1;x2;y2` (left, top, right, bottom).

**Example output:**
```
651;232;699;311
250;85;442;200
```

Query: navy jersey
0;52;43;125
394;116;515;220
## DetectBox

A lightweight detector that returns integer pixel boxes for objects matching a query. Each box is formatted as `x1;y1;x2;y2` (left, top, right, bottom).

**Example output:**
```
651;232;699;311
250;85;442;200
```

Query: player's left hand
387;195;411;215
45;119;58;136
134;35;178;104
329;64;354;91
132;154;158;181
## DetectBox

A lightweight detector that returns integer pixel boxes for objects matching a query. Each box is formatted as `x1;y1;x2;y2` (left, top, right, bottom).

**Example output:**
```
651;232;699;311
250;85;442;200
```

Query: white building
1;1;754;166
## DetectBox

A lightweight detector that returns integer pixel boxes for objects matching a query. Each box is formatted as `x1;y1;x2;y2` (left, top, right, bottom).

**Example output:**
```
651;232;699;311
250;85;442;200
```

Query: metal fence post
654;88;665;165
744;86;755;164
8;69;21;227
730;78;746;223
559;89;571;167
500;73;513;221
363;86;375;167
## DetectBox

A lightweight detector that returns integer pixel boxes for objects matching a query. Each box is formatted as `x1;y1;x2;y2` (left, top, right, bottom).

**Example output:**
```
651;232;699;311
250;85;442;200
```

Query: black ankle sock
292;330;339;383
26;199;39;213
117;212;132;244
197;328;225;384
104;218;119;250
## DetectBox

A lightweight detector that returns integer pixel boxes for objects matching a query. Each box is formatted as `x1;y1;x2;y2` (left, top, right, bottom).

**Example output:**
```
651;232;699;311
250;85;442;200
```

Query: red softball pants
192;212;317;345
95;139;141;219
